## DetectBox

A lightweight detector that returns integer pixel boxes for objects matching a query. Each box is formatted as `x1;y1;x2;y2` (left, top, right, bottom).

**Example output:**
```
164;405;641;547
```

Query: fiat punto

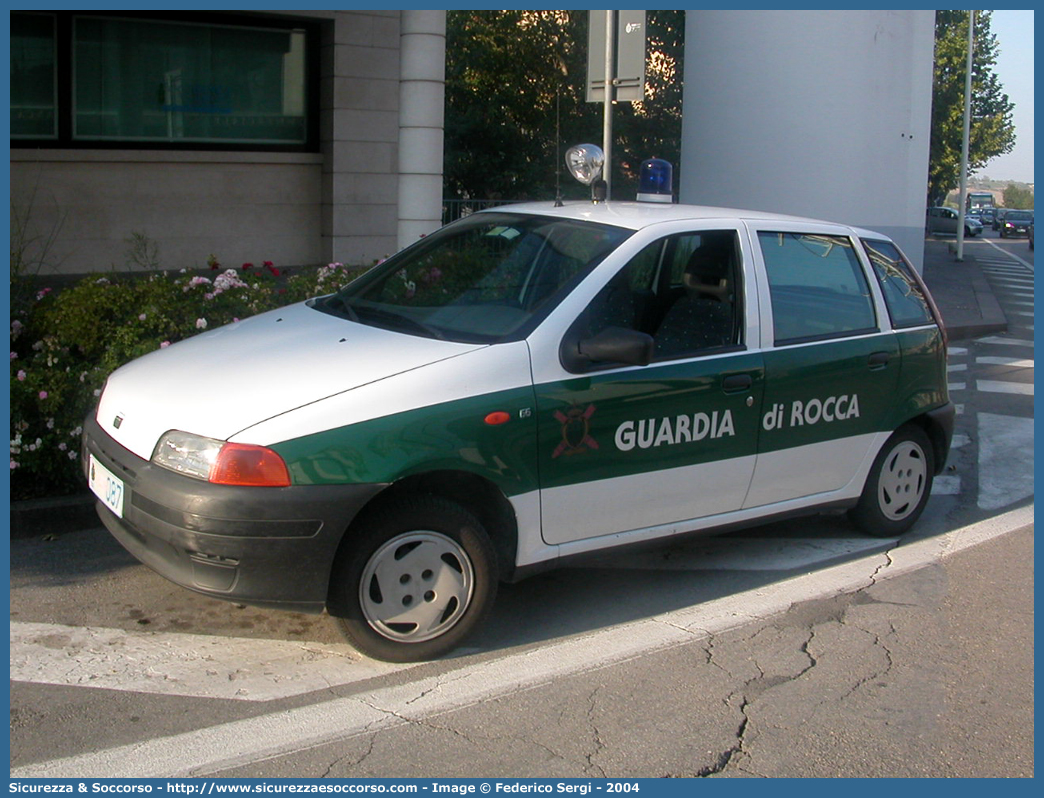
84;165;953;661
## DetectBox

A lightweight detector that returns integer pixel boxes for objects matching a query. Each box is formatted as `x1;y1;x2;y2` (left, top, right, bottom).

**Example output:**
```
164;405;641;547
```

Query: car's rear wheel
330;495;497;662
849;425;934;538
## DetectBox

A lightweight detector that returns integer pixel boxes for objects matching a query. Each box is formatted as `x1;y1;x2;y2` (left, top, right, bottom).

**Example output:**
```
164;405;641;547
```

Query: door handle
722;374;752;393
868;351;890;369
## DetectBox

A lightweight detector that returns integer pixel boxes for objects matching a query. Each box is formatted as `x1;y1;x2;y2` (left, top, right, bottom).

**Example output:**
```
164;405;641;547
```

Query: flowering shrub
10;260;369;500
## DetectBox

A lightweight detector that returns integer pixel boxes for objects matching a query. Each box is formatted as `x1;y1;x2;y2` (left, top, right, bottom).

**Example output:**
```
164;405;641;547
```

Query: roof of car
480;200;865;233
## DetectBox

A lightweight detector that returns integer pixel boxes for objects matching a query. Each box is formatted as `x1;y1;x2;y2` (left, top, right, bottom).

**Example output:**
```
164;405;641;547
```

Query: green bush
10;260;368;500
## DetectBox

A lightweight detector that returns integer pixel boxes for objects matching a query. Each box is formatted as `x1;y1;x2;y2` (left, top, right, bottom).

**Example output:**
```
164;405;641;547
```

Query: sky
981;9;1034;184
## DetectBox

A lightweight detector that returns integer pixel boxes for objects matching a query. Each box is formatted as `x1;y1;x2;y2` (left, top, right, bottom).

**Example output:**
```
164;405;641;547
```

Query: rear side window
758;232;876;345
860;238;934;328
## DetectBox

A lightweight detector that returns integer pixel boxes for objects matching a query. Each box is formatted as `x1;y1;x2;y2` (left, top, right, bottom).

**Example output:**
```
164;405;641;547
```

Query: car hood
95;302;485;460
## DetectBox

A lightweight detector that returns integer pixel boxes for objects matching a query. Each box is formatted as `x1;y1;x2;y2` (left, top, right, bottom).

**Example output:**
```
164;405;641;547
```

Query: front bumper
83;413;386;612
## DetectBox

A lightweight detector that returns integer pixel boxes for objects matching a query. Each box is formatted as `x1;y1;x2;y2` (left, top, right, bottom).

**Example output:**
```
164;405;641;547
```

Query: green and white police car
84;155;953;662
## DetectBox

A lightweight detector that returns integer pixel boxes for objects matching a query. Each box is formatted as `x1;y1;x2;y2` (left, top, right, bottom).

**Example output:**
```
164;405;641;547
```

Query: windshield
1006;211;1032;221
317;212;631;343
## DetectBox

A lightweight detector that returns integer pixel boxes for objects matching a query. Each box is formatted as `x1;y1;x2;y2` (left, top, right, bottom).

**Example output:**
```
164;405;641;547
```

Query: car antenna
554;87;564;207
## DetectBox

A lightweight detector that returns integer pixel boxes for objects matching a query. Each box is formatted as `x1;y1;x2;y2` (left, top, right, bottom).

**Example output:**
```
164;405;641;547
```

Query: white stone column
397;10;446;250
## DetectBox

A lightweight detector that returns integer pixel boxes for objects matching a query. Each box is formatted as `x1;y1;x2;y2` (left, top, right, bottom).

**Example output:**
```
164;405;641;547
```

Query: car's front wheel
330;495;497;662
849;425;934;538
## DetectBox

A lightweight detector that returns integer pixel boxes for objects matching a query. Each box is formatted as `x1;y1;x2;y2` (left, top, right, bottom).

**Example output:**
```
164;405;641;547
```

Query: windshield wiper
326;293;360;323
355;305;446;340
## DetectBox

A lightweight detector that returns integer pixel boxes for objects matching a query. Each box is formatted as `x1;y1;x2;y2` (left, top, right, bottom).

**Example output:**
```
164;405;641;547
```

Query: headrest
683;247;729;300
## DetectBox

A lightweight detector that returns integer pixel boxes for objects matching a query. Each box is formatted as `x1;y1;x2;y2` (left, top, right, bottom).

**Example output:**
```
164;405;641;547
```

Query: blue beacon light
637;158;674;203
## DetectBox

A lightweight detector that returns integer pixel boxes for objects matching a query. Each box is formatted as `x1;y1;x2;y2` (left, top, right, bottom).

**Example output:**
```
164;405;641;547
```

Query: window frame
560;229;747;373
757;230;879;347
10;10;321;153
860;237;940;330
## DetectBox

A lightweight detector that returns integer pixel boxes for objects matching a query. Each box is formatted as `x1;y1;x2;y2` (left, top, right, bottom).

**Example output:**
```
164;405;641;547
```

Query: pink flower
10;351;17;360
138;313;147;321
38;391;48;400
195;318;208;330
17;370;26;381
10;461;18;471
160;341;171;349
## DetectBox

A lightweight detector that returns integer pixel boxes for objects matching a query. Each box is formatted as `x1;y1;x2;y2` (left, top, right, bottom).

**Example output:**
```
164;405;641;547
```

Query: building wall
679;10;935;271
11;149;323;273
10;9;419;276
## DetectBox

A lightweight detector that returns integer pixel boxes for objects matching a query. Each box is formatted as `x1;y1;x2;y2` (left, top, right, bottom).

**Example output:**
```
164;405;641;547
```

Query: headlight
152;430;290;487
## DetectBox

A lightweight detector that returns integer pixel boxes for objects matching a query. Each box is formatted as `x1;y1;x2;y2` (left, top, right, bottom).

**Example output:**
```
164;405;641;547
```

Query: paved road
9;238;1034;779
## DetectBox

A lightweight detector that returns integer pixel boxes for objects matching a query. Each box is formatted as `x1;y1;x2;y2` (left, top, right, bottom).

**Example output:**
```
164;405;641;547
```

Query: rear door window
758;232;877;345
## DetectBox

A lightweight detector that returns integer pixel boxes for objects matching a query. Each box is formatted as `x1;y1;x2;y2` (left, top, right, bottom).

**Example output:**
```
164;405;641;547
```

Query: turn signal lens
210;443;291;487
153;431;290;486
484;411;511;426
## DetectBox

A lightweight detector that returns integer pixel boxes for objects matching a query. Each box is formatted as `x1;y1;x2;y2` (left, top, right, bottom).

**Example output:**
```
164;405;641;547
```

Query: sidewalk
920;236;1008;341
10;237;1008;539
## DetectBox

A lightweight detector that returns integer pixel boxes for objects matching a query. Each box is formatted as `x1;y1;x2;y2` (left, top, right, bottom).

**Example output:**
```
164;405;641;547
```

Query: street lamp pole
956;10;975;262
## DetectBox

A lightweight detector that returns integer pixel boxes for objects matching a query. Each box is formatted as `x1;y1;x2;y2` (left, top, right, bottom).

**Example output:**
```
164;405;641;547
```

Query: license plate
88;454;125;518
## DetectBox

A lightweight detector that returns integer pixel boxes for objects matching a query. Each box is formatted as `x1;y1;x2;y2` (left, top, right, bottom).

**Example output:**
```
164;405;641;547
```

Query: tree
443;11;684;203
927;11;1016;206
1002;183;1034;210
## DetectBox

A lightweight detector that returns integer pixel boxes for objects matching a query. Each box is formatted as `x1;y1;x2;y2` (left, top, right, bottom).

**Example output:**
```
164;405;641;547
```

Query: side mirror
562;326;655;371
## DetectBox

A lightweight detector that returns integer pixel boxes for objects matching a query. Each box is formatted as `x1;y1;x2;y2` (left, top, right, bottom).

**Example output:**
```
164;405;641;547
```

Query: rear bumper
926;401;956;475
83;414;386;612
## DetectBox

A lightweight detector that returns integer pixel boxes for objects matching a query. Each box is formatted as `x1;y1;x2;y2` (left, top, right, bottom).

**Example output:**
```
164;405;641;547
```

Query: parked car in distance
999;209;1034;238
992;208;1009;231
926;206;982;237
976;207;997;226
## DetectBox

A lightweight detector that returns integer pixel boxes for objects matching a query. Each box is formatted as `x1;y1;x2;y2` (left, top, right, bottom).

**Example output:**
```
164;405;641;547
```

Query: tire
849;425;934;538
329;495;497;662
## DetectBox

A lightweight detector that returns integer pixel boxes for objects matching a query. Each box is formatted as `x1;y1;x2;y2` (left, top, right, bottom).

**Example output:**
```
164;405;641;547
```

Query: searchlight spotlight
565;143;605;186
